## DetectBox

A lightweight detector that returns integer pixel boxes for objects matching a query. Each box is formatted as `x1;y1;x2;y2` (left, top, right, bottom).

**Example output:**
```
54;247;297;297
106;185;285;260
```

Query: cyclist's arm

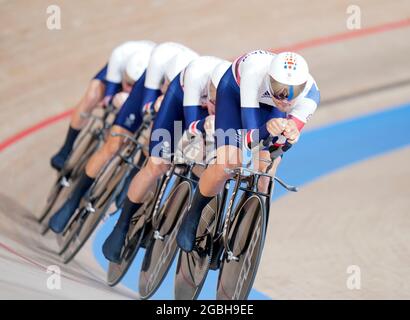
140;86;161;116
140;52;168;116
289;83;320;125
183;66;209;136
240;72;267;149
184;106;206;135
247;93;320;150
246;114;306;150
104;45;127;100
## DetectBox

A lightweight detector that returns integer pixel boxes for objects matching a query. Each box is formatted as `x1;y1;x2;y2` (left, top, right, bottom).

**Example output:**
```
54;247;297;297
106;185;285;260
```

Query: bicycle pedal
60;176;70;188
227;251;239;262
85;202;95;213
153;230;164;241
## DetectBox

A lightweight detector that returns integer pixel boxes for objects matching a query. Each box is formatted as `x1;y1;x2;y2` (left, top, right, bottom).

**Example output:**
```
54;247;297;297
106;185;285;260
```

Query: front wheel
59;154;132;262
138;181;192;300
106;206;148;286
216;195;266;300
174;197;218;300
39;175;74;235
38;132;99;230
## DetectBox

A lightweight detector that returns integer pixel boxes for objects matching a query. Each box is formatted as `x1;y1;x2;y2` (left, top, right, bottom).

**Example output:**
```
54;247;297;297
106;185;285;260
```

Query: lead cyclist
176;51;321;252
50;40;156;171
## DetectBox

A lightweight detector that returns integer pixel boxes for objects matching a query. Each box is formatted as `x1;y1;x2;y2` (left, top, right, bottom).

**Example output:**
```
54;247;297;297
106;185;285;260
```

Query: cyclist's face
269;76;306;112
272;96;293;112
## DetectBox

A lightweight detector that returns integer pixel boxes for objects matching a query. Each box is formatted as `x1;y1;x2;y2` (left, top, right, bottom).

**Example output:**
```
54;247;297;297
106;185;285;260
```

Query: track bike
174;141;298;300
137;159;206;299
106;137;206;291
38;106;116;235
57;116;152;263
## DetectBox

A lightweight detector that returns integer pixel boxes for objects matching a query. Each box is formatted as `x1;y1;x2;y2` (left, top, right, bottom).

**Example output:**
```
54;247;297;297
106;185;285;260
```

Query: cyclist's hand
153;95;164;113
112;92;129;109
267;118;288;137
283;119;300;144
204;115;215;136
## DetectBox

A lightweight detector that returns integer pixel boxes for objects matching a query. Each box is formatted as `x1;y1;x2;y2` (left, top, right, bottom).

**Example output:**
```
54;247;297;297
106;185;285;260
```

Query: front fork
151;162;198;237
151;164;177;230
220;172;273;262
221;174;242;262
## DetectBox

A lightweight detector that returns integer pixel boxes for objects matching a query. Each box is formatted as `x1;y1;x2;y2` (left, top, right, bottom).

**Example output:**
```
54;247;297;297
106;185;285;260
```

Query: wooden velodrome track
0;0;409;299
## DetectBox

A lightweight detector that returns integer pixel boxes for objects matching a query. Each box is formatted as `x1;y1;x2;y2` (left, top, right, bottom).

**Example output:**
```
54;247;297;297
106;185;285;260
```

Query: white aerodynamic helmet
165;49;199;83
268;52;309;101
125;48;153;82
211;60;231;88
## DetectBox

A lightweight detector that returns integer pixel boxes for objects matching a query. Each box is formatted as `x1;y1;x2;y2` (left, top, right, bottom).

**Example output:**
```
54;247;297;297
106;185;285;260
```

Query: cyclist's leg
70;81;106;129
49;76;146;233
51;65;107;171
101;155;171;262
73;73;147;186
177;68;243;252
198;145;242;196
176;145;242;252
128;157;170;202
102;75;184;262
85;125;129;178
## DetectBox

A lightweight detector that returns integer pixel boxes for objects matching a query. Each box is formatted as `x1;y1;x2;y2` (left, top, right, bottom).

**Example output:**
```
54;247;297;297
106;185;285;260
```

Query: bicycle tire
38;134;100;232
106;206;148;286
39;177;74;235
139;181;192;300
37;176;64;224
216;195;266;300
174;197;218;300
59;155;131;262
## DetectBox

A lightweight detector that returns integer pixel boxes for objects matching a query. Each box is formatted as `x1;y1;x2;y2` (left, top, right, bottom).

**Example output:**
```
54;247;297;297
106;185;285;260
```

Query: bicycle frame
211;157;297;264
151;160;205;230
61;106;116;178
86;117;152;203
221;168;274;262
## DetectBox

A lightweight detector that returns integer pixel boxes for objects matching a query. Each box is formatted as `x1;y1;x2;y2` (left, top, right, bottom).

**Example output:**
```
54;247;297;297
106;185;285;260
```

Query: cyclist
48;42;199;234
50;40;156;171
176;51;321;252
102;58;231;263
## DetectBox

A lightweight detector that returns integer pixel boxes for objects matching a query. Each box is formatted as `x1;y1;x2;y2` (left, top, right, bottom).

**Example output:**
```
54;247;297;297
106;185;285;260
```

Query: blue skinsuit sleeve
241;107;260;130
104;81;122;98
120;81;143;115
252;123;270;142
140;87;161;116
241;107;271;148
184;105;207;132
